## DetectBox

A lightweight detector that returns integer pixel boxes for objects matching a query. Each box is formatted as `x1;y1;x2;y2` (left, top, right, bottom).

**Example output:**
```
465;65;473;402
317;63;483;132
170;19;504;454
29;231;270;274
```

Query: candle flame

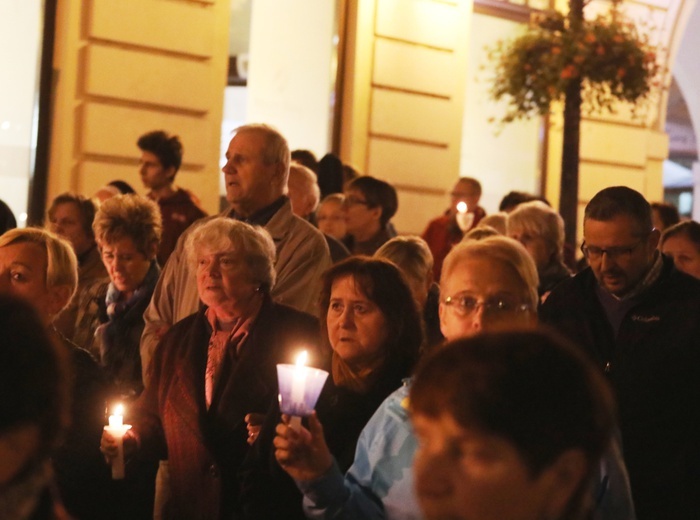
456;201;468;214
114;404;124;416
296;350;308;368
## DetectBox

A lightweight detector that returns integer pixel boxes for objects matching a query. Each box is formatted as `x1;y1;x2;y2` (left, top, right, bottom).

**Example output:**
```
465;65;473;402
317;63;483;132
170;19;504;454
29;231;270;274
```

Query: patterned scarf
97;261;160;397
203;299;261;408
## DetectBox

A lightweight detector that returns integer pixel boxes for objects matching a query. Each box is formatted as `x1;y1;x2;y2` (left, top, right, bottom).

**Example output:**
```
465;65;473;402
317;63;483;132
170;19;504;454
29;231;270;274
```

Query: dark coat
132;298;320;520
51;333;113;520
97;261;160;400
540;257;700;520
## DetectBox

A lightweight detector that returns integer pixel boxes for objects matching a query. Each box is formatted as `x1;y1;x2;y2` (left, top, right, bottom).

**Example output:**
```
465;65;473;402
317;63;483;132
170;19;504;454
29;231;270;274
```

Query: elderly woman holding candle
240;256;422;518
101;217;320;520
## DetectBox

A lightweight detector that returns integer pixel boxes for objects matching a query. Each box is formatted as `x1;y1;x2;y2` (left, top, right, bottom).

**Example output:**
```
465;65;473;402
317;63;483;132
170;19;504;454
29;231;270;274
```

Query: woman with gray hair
101;217;320;520
507;200;571;302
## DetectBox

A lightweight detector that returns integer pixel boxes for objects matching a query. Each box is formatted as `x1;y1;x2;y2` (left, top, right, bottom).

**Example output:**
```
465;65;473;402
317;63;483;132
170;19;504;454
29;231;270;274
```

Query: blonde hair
375;236;434;286
441;236;539;311
0;228;78;308
186;217;277;292
476;212;508;235
92;194;162;258
507;201;565;263
462;225;500;242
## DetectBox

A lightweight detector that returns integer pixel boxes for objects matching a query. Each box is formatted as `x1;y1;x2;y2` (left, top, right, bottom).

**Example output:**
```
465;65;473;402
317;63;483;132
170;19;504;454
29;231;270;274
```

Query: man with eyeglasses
422;177;487;281
541;186;700;520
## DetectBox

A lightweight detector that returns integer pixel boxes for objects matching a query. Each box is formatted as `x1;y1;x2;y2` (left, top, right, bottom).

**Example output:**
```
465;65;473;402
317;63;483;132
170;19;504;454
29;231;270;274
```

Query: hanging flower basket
488;9;661;123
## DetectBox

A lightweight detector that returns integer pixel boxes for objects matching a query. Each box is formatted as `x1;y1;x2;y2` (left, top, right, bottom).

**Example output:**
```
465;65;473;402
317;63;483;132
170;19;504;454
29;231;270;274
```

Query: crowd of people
1;122;699;520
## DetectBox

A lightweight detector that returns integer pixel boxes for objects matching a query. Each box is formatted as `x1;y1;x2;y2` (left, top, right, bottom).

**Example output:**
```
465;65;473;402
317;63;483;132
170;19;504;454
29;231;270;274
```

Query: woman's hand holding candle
100;428;137;459
101;404;133;479
274;412;333;482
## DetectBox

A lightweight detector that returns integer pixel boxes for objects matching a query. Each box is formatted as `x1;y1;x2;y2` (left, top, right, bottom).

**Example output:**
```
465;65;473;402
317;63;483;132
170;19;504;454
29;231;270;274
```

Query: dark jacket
239;359;411;520
51;334;112;520
540;257;700;520
96;261;160;400
132;298;320;520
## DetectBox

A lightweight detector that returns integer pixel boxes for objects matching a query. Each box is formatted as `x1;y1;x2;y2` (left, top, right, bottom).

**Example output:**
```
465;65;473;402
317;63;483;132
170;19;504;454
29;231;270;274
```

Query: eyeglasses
442;294;531;317
344;195;370;207
580;239;645;261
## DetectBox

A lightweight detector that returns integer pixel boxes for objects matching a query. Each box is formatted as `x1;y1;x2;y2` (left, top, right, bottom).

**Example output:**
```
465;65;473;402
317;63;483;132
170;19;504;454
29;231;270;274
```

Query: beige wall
340;0;473;234
245;0;337;156
48;0;230;214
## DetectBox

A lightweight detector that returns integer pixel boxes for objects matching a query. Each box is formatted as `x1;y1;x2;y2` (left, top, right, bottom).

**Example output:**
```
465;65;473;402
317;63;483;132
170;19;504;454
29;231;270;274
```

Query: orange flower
617;68;627;78
551;46;562;55
561;65;578;79
613;35;624;43
584;32;596;43
524;63;532;71
596;45;605;55
574;55;586;64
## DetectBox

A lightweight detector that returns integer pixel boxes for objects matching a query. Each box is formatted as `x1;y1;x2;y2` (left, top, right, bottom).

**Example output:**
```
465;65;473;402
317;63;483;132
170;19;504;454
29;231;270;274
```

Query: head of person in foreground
411;328;616;520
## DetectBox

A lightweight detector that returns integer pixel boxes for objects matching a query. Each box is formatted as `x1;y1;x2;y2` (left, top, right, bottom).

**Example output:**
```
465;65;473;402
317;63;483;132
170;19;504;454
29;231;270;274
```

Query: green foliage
488;9;661;123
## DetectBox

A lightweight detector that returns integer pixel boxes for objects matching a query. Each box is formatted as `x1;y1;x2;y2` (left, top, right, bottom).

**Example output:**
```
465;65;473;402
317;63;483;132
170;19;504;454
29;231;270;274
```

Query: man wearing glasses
541;186;700;520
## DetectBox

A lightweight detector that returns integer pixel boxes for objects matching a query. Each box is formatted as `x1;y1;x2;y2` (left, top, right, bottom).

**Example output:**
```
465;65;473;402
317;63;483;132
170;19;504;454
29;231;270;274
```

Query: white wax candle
290;351;308;411
105;404;131;479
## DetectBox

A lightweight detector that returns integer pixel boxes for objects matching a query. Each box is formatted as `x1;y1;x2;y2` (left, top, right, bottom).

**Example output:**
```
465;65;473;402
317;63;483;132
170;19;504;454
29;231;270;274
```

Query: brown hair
319;256;422;373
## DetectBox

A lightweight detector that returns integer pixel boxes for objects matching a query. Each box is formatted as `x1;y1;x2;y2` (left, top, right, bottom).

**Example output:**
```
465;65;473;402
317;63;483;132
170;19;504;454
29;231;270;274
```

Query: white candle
104;403;131;480
290;350;308;407
455;201;474;231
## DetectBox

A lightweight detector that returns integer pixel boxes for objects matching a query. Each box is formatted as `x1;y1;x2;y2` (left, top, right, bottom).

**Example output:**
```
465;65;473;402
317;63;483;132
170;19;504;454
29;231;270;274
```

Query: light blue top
298;380;422;520
296;379;635;520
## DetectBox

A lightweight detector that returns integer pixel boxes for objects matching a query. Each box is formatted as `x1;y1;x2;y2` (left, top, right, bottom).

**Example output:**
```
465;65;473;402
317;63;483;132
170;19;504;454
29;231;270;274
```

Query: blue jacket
299;381;421;520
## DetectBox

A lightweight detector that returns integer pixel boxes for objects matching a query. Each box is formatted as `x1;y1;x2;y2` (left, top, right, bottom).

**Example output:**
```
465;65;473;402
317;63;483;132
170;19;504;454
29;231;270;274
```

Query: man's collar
608;251;664;301
229;196;287;226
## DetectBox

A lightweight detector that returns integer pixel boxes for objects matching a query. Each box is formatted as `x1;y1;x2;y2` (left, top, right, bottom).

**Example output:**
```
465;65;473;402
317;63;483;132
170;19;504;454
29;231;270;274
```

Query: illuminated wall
48;0;230;213
0;0;43;226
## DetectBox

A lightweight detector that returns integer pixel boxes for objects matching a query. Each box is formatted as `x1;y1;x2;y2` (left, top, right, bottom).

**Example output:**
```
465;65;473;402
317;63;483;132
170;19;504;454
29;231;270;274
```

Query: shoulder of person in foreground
299;383;418;520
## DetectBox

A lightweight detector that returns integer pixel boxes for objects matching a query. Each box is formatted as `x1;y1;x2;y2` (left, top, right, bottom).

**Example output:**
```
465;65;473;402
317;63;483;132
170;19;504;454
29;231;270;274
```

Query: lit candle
277;351;329;431
104;403;132;479
455;201;474;231
289;351;308;430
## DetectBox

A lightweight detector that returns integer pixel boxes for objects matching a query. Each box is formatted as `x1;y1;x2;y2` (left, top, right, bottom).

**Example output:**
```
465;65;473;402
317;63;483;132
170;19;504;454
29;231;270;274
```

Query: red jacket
421;207;486;282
